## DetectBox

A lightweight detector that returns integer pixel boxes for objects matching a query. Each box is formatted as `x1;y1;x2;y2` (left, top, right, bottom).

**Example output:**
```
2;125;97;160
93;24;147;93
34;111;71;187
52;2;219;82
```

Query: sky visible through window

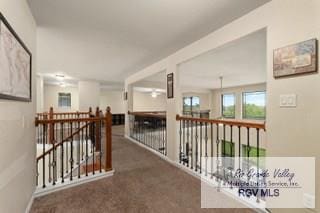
184;97;200;106
244;92;266;106
223;94;235;106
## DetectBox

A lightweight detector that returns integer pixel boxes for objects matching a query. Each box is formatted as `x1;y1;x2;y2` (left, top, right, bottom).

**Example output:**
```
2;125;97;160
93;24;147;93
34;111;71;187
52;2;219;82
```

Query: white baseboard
125;135;266;213
34;170;114;198
25;192;35;213
124;135;171;161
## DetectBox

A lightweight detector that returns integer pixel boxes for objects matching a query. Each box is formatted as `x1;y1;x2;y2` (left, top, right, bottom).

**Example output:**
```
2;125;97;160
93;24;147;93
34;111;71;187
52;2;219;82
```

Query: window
58;93;71;108
242;91;266;120
222;94;235;118
222;140;235;157
183;96;200;113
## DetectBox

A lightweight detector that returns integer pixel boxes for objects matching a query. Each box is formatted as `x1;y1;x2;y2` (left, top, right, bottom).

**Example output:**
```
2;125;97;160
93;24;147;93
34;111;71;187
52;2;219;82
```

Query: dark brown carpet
30;126;253;213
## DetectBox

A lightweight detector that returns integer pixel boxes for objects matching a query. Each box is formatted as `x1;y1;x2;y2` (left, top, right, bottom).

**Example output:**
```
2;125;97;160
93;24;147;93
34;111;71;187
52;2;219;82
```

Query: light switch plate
286;94;297;107
280;94;297;108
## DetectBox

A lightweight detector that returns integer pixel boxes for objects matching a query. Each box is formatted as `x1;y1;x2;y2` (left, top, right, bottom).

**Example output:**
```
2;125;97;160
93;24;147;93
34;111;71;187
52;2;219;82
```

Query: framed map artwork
0;13;32;101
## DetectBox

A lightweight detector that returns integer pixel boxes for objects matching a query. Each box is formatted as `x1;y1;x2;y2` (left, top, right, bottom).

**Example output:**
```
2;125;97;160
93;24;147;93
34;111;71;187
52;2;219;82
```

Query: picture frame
273;39;318;78
124;91;128;101
0;13;32;102
167;73;174;99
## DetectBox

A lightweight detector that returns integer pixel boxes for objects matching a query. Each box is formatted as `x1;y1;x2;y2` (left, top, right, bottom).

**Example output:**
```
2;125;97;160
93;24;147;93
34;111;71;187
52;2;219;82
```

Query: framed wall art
167;73;174;99
0;13;32;101
124;91;128;101
273;39;318;78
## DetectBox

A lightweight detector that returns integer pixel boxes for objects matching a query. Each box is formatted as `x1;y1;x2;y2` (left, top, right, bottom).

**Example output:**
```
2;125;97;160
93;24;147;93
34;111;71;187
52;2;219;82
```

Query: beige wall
125;1;320;211
211;83;266;120
0;0;37;212
100;90;125;114
43;84;125;114
182;92;212;111
36;76;44;112
133;91;166;112
78;81;100;111
43;84;79;112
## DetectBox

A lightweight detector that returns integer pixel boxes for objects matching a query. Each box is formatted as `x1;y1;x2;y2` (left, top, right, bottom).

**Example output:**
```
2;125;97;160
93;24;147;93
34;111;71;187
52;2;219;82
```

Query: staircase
35;107;113;193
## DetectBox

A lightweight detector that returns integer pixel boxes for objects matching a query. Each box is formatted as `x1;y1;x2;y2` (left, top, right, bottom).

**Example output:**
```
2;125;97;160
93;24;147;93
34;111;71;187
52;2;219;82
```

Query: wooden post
95;107;101;151
105;106;112;171
89;107;92;117
49;107;54;144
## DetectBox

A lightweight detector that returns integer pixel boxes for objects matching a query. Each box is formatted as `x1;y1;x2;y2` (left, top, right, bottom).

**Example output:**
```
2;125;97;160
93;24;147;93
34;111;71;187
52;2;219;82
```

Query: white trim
34;170;114;198
125;135;267;212
124;135;171;162
25;192;34;213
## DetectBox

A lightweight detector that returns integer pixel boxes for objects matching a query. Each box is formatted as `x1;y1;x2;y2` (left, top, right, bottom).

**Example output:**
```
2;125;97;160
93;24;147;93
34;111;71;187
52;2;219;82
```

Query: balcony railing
128;111;167;156
35;107;112;189
176;114;266;201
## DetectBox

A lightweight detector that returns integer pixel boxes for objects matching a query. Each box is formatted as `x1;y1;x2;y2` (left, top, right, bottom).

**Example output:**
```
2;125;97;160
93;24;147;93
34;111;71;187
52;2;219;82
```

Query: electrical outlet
303;193;315;209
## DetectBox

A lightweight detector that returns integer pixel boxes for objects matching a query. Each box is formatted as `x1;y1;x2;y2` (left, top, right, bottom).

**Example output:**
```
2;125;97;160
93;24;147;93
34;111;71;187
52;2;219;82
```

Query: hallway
31;126;252;213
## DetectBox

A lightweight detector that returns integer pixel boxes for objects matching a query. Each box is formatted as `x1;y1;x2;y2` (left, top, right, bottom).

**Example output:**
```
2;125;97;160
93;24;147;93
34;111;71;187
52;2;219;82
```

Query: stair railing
35;107;112;189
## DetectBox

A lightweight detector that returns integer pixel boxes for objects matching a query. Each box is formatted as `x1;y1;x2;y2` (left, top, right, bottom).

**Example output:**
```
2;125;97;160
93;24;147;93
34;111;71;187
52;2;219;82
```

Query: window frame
221;93;236;119
242;91;266;120
58;92;71;108
183;96;200;113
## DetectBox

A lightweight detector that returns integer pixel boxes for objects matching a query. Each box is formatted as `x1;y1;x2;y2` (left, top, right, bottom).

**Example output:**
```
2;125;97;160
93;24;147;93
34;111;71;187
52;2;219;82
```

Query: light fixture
55;74;65;81
151;91;158;98
59;82;66;88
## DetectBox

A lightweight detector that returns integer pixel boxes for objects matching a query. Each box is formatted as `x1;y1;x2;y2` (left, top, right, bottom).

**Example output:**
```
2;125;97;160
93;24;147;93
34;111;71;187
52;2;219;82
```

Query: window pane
191;97;200;111
183;97;191;112
58;93;71;108
243;91;266;119
183;96;200;113
222;94;235;118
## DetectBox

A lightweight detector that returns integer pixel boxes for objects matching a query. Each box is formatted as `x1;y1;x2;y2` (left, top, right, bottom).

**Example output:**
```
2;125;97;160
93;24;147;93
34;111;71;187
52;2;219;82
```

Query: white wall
78;81;100;111
211;83;266;120
43;84;79;112
0;0;37;212
125;1;320;211
100;90;125;114
36;76;44;112
133;91;166;112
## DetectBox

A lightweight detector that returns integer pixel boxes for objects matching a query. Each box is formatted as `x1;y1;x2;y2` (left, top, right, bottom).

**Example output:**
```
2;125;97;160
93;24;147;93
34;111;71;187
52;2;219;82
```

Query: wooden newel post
89;107;92;117
95;107;101;151
105;106;112;171
49;107;54;144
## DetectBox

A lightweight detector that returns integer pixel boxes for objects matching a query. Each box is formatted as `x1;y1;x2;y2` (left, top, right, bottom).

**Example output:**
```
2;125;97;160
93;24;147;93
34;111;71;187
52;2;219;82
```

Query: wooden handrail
128;111;166;119
37;112;91;116
35;117;105;125
36;122;92;161
36;107;93;117
176;114;266;130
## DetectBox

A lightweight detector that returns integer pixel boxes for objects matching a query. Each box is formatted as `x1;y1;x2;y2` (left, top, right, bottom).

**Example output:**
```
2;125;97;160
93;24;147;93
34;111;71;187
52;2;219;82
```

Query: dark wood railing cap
176;114;265;130
128;111;166;119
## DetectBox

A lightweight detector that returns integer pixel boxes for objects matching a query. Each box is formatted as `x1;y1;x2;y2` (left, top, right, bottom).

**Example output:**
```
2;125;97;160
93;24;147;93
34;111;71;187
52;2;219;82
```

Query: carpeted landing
30;126;253;213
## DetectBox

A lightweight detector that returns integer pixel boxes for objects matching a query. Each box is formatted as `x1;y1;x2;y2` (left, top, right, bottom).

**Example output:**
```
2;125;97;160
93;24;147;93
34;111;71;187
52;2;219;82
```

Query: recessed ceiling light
56;74;65;81
59;82;66;88
151;90;159;98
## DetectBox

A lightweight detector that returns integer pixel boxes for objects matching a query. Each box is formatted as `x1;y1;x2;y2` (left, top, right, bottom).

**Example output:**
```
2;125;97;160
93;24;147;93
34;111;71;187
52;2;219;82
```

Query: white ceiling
28;0;270;84
179;29;267;90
